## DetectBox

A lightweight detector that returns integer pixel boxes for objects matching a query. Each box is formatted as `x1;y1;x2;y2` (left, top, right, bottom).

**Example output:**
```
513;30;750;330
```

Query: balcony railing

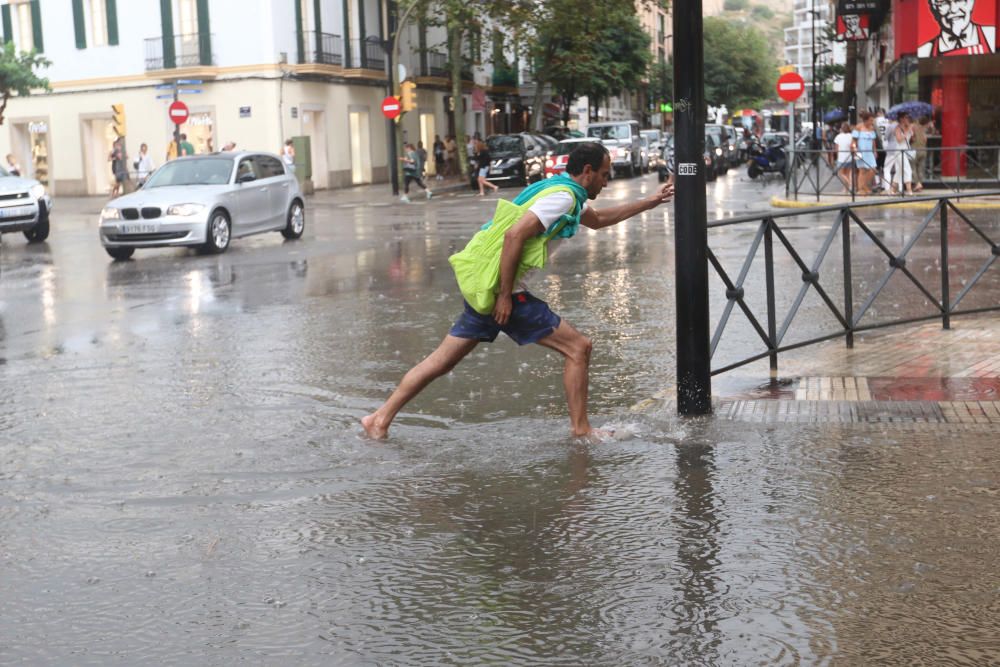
145;33;213;70
347;38;385;72
300;30;343;66
418;50;447;78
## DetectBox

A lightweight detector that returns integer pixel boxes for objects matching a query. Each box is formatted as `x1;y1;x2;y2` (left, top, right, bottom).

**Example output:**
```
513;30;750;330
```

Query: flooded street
2;173;999;664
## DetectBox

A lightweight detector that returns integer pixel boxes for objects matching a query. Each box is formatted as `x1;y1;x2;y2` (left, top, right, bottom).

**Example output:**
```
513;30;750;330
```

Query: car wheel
203;210;231;254
748;164;761;179
23;203;50;243
281;201;305;239
105;246;135;261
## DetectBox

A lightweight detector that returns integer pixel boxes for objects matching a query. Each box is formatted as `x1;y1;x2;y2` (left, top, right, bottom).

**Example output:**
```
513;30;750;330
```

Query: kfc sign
918;0;996;56
837;13;872;39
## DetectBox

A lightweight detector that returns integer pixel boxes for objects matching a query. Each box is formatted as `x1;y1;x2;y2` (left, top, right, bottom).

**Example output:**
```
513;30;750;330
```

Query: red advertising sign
168;100;189;125
381;96;401;119
897;0;997;57
776;72;806;102
837;14;871;40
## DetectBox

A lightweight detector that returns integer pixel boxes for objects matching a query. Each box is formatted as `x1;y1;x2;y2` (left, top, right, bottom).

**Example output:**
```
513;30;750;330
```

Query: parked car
544;137;605;179
640;129;663;155
483;134;546;186
586;120;642;177
98;152;304;260
543;125;584;141
656;134;718;183
638;135;652;173
0;166;52;243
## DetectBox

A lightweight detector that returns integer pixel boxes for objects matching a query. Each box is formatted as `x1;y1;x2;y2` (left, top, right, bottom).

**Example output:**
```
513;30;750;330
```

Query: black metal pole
385;0;399;196
672;0;712;415
811;0;818;149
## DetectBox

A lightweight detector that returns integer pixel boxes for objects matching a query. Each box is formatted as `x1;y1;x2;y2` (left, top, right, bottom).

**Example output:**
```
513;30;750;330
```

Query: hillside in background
715;0;793;63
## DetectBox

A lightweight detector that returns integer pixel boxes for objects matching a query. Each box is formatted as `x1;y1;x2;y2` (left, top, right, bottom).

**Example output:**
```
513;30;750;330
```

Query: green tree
703;17;776;107
0;42;50;126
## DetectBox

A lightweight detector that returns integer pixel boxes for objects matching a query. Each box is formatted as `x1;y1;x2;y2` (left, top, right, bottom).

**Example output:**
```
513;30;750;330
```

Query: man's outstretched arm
581;182;674;230
493;212;545;325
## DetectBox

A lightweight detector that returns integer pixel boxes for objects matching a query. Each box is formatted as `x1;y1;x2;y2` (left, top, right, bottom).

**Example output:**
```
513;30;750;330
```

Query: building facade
0;0;511;195
784;0;847;121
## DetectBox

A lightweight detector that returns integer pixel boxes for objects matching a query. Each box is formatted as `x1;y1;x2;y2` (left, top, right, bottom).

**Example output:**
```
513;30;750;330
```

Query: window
254;156;285;178
12;0;33;51
88;0;107;46
175;0;198;35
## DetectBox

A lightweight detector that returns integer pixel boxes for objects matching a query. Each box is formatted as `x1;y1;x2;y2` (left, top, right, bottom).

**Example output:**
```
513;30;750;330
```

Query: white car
0;167;52;243
99;152;305;260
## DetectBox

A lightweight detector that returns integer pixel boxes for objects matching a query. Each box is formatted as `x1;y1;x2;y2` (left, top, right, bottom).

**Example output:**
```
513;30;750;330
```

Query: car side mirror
237;172;256;184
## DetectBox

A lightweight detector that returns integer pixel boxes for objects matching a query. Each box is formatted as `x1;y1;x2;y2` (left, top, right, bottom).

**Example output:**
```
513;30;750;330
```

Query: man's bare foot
572;427;615;443
361;414;389;439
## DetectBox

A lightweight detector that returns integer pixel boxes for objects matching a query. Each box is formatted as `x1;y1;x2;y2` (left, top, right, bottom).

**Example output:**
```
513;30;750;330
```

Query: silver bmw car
99;151;305;260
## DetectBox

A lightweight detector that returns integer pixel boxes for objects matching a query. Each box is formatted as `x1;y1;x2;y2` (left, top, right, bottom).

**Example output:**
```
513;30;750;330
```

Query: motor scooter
746;138;787;179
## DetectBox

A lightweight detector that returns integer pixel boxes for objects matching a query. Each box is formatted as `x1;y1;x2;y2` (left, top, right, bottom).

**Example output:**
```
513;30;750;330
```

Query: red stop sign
381;96;401;120
168;100;190;124
776;72;805;102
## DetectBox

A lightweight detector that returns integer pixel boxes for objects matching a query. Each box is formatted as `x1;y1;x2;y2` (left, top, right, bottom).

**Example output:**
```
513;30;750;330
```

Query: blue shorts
449;292;561;345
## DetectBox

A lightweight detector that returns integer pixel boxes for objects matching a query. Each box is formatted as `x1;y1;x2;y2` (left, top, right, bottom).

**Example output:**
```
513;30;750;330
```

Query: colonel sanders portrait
917;0;996;56
841;14;869;39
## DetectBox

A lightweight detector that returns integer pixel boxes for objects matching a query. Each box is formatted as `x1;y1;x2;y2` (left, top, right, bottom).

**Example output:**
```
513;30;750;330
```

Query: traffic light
400;81;417;113
111;103;126;137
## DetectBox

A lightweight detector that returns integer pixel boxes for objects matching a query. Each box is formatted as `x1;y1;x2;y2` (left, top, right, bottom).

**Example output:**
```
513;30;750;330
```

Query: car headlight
546;159;554;168
30;184;45;200
715;148;723;156
101;207;121;220
166;203;207;217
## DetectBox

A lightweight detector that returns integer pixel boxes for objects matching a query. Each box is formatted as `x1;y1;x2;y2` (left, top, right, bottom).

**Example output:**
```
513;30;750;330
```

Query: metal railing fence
785;146;1000;202
299;31;343;66
707;190;1000;376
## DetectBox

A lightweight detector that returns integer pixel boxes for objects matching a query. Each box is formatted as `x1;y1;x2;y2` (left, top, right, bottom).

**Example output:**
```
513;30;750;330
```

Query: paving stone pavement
654;316;1000;427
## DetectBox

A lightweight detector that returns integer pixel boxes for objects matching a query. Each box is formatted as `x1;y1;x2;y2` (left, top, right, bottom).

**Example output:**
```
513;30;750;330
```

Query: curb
770;195;1000;210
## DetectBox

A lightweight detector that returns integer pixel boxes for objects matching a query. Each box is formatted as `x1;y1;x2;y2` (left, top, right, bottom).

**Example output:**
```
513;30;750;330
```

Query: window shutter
159;0;175;68
30;0;44;52
72;0;86;48
3;5;14;44
106;0;119;46
196;0;211;66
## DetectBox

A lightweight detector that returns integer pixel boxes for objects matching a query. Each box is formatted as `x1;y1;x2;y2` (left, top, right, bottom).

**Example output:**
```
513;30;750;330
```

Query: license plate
0;205;31;218
121;223;158;234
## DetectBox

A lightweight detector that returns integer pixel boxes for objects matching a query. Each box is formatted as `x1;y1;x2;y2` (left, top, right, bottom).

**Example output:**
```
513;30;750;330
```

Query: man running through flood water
362;142;674;440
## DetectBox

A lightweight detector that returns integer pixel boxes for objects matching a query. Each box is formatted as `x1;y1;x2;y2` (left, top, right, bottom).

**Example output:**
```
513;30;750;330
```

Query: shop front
180;110;216;154
895;0;999;177
9;119;51;188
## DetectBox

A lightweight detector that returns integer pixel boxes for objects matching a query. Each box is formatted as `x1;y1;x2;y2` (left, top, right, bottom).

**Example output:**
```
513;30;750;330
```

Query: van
585;120;642;177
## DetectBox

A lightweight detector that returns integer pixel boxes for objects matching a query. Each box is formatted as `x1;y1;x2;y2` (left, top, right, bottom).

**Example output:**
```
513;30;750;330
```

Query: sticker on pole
168;100;190;125
776;72;805;102
381;96;401;120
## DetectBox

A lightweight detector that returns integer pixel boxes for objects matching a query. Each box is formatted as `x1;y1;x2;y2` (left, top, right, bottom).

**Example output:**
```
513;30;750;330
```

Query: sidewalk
307;174;471;207
770;188;1000;210
641;315;1000;428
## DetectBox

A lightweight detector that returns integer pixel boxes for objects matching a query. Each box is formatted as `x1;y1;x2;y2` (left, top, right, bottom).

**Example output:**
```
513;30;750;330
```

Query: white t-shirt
516;191;588;292
834;132;854;164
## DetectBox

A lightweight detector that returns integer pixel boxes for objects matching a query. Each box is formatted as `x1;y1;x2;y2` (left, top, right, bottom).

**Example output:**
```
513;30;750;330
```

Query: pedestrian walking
5;153;22;176
911;116;931;192
445;135;458;176
416;141;429;179
399;142;432;202
433;135;445;181
361;142;675;441
109;138;127;197
883;112;914;195
179;133;195;157
475;139;499;196
850;111;878;195
833;122;857;193
133;143;154;186
282;139;296;172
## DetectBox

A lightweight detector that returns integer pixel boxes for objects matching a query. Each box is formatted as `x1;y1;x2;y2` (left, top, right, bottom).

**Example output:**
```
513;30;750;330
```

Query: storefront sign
916;0;996;57
239;106;251;118
28;121;48;134
837;0;882;13
837;14;871;40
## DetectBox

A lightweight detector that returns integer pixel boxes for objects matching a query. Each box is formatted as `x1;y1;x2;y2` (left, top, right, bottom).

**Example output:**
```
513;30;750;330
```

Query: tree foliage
0;42;50;125
703;17;776;107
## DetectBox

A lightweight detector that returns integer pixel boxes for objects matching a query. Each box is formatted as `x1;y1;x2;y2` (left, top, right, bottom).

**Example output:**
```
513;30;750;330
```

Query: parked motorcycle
746;138;787;179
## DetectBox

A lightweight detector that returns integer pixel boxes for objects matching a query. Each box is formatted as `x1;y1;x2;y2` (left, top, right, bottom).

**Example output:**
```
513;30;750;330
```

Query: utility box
291;136;313;193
